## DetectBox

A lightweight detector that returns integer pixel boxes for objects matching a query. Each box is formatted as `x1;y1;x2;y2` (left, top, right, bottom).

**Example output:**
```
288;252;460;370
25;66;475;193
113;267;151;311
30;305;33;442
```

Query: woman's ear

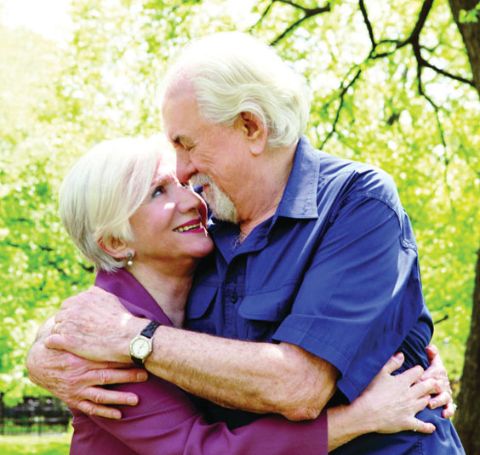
236;112;268;156
98;237;130;260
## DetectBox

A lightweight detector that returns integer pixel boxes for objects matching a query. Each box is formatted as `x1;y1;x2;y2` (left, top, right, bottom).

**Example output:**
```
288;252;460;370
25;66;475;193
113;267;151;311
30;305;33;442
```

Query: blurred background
0;0;479;453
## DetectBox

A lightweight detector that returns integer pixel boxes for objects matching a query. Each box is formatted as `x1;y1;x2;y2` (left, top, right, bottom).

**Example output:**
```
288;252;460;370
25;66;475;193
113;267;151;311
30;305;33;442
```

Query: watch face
131;337;151;359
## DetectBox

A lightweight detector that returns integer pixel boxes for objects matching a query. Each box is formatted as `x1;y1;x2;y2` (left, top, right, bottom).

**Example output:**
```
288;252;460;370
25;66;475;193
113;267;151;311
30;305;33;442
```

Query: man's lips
173;218;204;233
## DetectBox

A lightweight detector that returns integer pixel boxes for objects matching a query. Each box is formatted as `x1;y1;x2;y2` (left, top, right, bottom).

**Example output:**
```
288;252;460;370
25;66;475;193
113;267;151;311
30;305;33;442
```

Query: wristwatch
129;321;161;367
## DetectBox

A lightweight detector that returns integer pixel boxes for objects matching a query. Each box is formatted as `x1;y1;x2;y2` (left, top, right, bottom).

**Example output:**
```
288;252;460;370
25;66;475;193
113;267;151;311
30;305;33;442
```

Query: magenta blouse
69;268;328;455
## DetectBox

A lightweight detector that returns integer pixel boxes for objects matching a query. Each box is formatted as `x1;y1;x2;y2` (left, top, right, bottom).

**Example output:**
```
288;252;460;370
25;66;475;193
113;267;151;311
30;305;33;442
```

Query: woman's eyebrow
150;173;176;188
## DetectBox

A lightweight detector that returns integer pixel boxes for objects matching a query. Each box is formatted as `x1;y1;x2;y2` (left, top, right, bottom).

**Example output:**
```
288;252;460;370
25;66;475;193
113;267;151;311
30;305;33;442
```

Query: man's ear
236;112;267;156
98;236;130;260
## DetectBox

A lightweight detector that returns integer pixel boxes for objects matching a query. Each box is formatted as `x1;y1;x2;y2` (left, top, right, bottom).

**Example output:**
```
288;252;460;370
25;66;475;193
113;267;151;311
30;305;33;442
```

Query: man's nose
176;150;197;184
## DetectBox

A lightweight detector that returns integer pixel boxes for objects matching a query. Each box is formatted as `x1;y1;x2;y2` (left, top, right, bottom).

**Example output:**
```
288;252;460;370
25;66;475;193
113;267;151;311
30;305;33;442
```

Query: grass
0;433;70;455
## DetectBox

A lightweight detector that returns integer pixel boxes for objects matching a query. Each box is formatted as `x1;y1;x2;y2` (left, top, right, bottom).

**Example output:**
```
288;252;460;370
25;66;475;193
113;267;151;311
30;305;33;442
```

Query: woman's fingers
381;352;405;375
410;378;441;398
398;364;425;385
429;390;453;409
410;417;436;434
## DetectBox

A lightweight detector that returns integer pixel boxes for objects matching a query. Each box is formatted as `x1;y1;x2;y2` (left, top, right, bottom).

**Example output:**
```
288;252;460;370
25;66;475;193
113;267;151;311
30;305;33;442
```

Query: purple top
70;268;328;455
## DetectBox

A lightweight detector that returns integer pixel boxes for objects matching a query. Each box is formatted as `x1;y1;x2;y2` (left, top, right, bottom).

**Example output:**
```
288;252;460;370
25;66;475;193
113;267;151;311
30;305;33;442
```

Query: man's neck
237;143;296;237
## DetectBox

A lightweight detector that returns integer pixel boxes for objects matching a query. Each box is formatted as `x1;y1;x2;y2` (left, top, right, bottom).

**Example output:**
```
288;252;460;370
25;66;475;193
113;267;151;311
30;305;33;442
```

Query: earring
126;251;134;267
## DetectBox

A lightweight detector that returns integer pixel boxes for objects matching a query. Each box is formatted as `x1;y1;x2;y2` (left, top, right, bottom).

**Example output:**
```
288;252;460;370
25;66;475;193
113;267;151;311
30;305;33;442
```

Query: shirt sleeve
71;375;328;455
273;193;426;402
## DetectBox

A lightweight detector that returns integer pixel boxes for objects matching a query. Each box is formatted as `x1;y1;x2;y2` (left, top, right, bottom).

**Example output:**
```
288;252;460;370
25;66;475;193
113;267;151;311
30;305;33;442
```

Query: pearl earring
126;252;134;267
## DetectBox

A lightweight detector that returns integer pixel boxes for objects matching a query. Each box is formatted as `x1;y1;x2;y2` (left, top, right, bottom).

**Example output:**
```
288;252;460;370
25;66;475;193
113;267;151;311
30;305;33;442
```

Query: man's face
162;82;245;223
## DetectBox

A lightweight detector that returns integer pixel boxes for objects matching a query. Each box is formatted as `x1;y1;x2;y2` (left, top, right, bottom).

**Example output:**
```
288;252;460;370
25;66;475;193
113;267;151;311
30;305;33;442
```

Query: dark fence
0;395;71;435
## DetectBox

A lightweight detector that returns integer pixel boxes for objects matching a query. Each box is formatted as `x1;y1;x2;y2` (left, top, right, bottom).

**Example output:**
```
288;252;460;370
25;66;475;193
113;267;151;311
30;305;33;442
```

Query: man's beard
191;174;238;224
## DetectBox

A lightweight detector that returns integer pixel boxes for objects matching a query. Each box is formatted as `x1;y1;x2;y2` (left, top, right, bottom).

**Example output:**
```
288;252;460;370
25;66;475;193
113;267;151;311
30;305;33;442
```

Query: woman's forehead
154;155;177;180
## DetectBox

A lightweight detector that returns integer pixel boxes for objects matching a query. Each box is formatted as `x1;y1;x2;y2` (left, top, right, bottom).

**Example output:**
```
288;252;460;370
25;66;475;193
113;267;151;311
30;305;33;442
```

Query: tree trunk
449;0;480;90
455;251;480;454
447;2;480;454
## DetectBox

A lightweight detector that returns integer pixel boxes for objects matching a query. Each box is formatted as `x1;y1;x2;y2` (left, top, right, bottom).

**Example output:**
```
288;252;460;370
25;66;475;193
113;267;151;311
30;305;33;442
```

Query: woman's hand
349;353;438;435
422;344;456;418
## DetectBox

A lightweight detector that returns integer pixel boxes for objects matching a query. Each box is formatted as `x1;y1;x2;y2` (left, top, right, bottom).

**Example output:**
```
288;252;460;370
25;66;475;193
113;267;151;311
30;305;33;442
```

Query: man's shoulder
317;151;401;211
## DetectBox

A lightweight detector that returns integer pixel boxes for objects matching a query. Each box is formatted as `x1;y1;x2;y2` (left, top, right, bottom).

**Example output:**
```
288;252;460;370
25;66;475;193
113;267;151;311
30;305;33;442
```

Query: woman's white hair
59;135;174;272
163;32;310;149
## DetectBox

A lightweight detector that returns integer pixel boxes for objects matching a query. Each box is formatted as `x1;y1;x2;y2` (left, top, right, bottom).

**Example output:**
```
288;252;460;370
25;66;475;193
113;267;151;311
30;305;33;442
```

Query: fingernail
127;396;138;405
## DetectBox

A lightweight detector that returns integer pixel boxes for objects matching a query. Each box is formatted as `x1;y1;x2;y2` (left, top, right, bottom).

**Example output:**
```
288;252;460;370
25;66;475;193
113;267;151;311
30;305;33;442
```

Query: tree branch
359;0;376;47
319;67;362;150
261;1;331;45
418;52;475;86
249;1;276;32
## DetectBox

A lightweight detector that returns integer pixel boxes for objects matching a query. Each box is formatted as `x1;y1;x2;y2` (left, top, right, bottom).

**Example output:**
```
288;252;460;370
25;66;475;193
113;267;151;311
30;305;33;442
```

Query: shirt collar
276;136;320;220
95;268;173;324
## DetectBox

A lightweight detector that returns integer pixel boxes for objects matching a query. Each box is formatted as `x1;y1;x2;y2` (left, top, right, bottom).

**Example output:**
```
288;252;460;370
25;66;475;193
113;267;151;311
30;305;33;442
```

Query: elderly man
29;33;463;453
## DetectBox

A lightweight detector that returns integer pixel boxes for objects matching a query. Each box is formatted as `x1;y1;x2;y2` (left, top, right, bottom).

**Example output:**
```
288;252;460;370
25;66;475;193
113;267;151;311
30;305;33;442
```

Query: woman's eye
152;185;165;197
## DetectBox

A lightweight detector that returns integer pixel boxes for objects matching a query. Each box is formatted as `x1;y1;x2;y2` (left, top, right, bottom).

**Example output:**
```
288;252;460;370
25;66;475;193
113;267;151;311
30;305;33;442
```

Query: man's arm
45;289;453;421
145;328;337;420
47;296;336;420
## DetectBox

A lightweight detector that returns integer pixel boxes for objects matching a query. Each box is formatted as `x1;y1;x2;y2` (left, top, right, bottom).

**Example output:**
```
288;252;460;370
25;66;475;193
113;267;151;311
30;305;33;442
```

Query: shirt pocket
238;285;296;341
186;284;218;335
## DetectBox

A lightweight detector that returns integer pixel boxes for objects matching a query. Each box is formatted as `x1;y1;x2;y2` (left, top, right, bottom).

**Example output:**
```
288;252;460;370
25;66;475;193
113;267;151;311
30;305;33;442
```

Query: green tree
447;1;480;452
0;7;478;451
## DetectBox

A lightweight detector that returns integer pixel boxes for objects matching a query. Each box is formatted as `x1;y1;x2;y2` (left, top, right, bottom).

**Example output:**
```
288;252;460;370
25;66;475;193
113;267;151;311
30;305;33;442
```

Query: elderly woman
55;135;441;454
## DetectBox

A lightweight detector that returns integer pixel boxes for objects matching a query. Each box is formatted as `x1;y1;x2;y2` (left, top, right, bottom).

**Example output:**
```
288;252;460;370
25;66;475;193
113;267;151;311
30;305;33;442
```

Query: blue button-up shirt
186;137;463;454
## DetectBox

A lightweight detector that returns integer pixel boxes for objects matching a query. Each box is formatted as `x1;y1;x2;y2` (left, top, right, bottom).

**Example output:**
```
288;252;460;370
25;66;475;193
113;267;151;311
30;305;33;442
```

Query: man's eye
152;185;165;197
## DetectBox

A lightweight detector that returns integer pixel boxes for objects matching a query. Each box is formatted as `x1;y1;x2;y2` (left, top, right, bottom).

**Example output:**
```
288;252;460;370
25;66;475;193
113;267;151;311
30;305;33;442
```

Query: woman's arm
70;353;436;455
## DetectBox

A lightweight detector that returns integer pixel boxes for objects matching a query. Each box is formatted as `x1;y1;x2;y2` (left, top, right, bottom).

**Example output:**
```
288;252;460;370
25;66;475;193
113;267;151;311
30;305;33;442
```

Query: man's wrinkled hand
27;338;147;419
46;286;146;363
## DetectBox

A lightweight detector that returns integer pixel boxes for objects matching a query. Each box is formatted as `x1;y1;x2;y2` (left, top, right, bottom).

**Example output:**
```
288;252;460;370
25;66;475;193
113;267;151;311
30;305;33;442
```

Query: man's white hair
59;135;174;272
164;32;311;149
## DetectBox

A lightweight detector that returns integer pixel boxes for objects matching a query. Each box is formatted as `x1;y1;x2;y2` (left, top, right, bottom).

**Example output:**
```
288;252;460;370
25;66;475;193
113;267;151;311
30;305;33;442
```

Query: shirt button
231;291;238;303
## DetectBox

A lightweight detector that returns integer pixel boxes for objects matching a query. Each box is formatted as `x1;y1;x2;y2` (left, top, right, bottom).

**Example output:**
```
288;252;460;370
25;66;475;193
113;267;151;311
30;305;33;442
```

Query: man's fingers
44;333;71;351
410;417;436;434
83;386;139;406
381;352;405;375
77;400;122;420
83;368;148;386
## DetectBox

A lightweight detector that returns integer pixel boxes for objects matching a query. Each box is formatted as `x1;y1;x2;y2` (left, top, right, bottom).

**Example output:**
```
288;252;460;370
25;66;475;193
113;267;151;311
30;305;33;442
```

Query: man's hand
421;344;456;418
46;287;147;363
27;314;148;419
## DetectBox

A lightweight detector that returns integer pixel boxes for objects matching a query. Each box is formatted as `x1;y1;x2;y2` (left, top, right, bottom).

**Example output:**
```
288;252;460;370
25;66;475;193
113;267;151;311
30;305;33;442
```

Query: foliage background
0;0;478;409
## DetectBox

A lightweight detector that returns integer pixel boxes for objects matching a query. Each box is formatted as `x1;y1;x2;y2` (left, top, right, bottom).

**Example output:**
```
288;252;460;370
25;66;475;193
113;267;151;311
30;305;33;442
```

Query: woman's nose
176;185;203;213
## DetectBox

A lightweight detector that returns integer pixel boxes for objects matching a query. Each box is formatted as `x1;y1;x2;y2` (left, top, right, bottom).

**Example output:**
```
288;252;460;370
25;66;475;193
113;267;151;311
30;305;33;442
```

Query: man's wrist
122;317;150;364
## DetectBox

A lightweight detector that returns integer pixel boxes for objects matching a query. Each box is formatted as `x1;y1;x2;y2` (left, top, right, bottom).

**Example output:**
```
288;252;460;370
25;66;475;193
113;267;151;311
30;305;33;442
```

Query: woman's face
128;158;214;266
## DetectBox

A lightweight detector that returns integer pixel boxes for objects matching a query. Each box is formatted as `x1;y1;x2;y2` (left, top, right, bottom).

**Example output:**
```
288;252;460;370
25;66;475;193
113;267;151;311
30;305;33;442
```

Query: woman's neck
128;261;195;327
